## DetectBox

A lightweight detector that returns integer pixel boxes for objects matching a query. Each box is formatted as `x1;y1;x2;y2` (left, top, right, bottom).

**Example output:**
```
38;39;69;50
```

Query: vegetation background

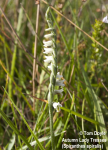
0;0;108;150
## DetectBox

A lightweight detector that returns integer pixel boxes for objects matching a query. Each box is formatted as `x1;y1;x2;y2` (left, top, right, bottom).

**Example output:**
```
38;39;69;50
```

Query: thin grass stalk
82;98;87;150
8;44;17;99
33;3;40;112
1;17;10;114
94;105;101;150
1;25;9;72
18;3;24;95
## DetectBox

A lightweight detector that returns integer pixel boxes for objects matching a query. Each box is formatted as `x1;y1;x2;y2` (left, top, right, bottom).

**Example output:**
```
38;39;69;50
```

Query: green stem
48;83;55;150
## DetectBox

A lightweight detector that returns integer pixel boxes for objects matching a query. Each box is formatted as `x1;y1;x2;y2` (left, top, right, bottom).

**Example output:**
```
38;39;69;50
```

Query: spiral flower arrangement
44;7;65;112
43;7;65;149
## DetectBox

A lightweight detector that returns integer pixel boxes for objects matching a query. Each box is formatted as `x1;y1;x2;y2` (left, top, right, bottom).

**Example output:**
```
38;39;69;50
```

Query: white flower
44;56;53;63
102;16;108;23
56;72;63;79
45;28;54;31
43;48;54;54
56;80;65;87
43;40;53;47
48;64;58;71
44;33;53;39
53;102;62;112
48;64;52;70
54;89;63;96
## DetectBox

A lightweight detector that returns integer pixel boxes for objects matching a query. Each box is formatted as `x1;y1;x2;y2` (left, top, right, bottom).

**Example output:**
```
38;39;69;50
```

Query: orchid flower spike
102;16;108;23
53;102;62;112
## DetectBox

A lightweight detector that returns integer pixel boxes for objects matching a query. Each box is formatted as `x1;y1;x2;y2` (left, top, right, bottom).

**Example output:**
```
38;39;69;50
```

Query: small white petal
44;33;53;39
54;89;63;93
102;16;108;23
53;102;62;112
45;28;54;31
44;56;53;63
48;64;52;70
54;89;63;96
43;40;53;47
56;80;65;87
48;64;58;71
56;72;63;79
43;48;53;54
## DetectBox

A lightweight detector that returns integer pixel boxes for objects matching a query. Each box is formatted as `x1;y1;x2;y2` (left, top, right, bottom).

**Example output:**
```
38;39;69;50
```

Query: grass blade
0;109;34;150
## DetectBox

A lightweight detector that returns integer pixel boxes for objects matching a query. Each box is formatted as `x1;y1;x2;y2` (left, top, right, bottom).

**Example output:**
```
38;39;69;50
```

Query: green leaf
2;87;45;150
80;63;108;149
61;107;98;125
0;109;34;150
